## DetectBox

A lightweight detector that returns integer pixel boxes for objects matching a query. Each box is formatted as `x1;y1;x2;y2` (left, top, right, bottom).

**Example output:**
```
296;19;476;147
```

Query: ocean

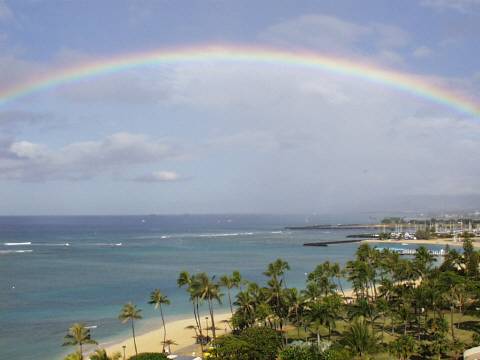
0;215;446;359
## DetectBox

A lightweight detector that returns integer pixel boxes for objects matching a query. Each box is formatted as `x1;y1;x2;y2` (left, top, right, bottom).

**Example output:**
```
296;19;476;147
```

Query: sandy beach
101;312;232;359
363;238;480;248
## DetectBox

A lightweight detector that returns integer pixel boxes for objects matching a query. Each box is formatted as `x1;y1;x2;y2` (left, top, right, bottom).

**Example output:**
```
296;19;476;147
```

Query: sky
0;0;479;216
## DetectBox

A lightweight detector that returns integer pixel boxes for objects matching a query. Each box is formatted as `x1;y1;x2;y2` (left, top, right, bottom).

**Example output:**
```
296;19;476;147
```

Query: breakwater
303;239;364;246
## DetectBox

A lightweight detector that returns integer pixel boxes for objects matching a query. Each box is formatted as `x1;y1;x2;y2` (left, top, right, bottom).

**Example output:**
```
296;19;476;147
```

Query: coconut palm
264;258;290;287
118;302;142;356
63;352;82;360
219;274;235;314
193;273;222;340
162;339;178;354
264;259;290;335
148;289;170;352
413;246;435;279
342;319;378;358
89;349;121;360
286;288;306;337
177;271;204;342
389;335;416;360
232;270;243;290
62;323;98;359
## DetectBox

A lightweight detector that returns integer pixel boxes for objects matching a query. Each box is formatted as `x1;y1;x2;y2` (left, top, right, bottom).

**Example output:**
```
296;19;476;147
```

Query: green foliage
389;335;416;360
278;344;348;360
415;229;431;240
341;320;378;357
90;349;122;360
211;326;282;360
472;332;480;346
378;232;390;240
279;344;323;360
63;352;82;360
62;323;97;358
464;238;480;278
321;348;351;360
127;353;168;360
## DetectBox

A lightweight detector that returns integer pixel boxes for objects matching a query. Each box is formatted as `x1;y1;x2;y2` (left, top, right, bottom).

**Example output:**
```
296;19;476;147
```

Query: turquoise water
0;215;448;359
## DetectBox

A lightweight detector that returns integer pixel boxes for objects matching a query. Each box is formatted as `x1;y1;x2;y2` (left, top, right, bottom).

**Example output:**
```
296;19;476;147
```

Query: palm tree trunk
450;307;455;340
297;315;301;337
160;305;167;353
227;288;233;314
193;300;204;353
337;279;346;299
381;316;385;342
317;331;320;348
208;299;216;340
195;299;204;337
79;343;83;359
131;319;138;355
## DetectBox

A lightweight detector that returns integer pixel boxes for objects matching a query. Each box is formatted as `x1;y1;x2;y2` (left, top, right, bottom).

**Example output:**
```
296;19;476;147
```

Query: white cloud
258;14;410;65
412;46;433;58
133;170;183;182
0;0;13;22
420;0;480;13
259;14;370;53
0;132;178;181
0;111;44;127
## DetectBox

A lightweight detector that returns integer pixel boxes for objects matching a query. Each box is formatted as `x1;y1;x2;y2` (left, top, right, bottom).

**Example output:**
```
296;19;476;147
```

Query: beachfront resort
61;223;480;360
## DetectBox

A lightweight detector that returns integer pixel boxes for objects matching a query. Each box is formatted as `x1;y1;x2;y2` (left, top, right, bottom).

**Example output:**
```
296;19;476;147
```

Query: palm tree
185;324;199;338
161;339;178;354
389;335;416;360
62;323;98;359
320;294;342;339
264;259;290;336
264;258;290;287
286;288;305;337
148;289;170;352
232;270;243;290
342;319;378;358
118;302;142;356
193;273;222;340
219;274;235;314
63;352;82;360
177;271;204;344
234;290;256;326
413;246;435;279
89;349;121;360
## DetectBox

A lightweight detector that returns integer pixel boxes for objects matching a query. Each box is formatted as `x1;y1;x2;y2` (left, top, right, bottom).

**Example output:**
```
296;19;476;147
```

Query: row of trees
63;239;480;359
211;240;480;359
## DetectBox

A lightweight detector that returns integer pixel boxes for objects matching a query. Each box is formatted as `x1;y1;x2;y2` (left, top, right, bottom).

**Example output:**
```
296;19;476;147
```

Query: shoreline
362;238;480;248
101;311;231;358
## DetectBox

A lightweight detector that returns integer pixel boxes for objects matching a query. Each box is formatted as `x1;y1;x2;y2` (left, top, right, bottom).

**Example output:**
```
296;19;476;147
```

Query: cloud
133;170;183;182
0;0;13;22
259;14;370;53
0;132;178;181
57;70;173;104
258;14;410;65
0;111;54;134
412;46;433;58
165;63;480;206
420;0;480;13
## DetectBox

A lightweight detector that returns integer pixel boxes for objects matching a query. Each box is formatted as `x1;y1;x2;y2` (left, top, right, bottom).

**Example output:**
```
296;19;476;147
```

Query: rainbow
0;44;478;117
